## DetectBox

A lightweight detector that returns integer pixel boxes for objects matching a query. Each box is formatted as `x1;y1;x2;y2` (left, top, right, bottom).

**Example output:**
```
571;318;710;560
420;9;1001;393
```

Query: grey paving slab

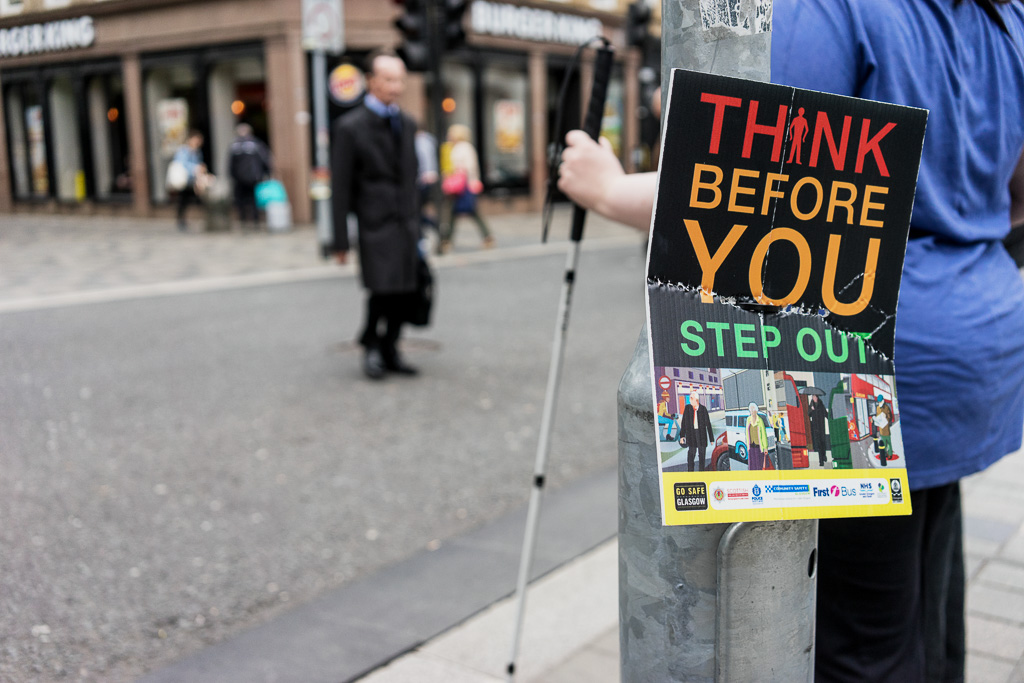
968;584;1024;625
966;536;1003;561
966;653;1018;683
968;615;1024;663
975;561;1024;595
1002;530;1024;564
965;516;1021;545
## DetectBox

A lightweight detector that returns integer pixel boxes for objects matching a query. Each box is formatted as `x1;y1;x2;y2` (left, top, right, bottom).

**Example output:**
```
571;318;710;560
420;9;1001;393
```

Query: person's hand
557;130;624;214
335;251;348;265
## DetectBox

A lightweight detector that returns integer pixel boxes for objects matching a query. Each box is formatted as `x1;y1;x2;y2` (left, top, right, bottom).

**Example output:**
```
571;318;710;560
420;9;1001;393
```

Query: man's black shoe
363;348;386;380
384;355;418;376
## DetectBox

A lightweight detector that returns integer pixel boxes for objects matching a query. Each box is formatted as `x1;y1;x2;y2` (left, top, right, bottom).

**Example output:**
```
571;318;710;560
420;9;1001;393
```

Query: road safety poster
647;70;927;525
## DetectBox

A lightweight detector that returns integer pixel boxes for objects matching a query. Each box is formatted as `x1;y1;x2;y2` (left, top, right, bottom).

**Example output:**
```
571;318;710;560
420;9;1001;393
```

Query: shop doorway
207;56;266;178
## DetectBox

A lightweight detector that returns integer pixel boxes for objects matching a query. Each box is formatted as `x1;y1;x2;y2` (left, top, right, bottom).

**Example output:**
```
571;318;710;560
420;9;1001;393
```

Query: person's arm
1009;149;1024;229
1004;148;1024;266
557;130;657;231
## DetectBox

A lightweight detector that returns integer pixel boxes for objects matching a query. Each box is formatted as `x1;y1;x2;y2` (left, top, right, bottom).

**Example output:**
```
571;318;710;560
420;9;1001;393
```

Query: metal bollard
618;5;817;676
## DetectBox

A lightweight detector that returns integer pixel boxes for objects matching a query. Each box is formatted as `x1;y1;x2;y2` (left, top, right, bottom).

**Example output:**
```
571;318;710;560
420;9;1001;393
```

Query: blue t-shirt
773;0;1024;489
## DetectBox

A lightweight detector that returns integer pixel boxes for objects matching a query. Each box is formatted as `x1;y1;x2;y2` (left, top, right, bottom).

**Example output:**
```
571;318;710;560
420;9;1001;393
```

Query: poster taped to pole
647;69;927;525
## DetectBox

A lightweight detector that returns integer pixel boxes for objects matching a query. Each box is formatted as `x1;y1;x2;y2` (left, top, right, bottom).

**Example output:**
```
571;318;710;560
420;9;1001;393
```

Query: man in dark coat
808;394;830;467
330;50;421;379
680;394;715;472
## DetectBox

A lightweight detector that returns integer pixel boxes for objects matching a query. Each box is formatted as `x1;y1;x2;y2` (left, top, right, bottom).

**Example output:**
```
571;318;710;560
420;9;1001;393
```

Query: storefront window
482;63;529;188
25;96;48;197
5;82;49;198
439;52;530;193
49;76;83;201
440;62;475;168
4;85;31;198
601;75;624;161
4;61;129;203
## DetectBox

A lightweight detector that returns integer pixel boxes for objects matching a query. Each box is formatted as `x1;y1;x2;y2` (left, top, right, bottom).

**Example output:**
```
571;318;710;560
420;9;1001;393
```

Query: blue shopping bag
254;179;287;209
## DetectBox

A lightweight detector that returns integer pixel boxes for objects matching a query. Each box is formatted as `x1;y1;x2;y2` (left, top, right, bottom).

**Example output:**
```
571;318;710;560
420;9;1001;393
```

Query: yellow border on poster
661;468;912;526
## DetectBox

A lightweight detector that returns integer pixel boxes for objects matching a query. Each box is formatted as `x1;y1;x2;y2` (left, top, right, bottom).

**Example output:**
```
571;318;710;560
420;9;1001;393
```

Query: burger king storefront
0;0;313;221
0;0;646;221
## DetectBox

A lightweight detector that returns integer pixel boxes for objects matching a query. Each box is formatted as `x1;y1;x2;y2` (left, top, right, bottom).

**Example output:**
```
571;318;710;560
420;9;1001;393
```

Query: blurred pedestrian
173;130;206;232
415;129;440;238
226;123;272;231
439;124;492;253
330;49;421;379
557;0;1024;680
745;403;769;471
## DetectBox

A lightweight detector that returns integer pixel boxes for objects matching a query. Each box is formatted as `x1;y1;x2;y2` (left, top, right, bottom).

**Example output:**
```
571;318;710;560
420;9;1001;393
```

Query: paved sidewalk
358;445;1024;683
0;207;642;307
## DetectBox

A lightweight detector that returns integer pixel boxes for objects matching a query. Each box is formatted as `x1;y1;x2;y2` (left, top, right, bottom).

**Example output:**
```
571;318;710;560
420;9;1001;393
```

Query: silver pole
311;48;333;253
617;2;817;681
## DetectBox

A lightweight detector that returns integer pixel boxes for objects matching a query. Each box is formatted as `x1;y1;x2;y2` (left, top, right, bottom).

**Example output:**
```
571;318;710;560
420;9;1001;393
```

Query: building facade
0;0;656;222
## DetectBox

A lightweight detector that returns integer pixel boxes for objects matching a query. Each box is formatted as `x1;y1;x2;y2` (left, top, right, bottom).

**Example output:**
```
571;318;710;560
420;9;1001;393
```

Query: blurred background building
0;0;660;223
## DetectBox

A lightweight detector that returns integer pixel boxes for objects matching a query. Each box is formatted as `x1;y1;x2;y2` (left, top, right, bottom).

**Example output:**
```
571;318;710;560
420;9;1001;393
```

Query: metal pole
311;48;333;255
617;2;817;681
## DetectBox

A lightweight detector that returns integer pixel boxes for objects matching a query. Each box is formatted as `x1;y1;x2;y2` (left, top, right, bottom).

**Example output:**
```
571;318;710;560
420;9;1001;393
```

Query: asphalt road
0;243;647;682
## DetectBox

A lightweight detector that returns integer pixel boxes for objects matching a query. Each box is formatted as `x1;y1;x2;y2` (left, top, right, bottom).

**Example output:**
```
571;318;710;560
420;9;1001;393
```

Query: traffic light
443;0;469;50
626;0;651;49
394;0;430;71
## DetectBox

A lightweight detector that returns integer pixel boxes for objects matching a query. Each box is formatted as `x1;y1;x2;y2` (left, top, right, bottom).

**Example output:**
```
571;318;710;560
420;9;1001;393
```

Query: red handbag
442;170;467;196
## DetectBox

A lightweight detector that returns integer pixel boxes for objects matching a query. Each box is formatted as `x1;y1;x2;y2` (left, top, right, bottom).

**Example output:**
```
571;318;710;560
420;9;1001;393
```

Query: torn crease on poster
699;0;772;35
646;69;927;525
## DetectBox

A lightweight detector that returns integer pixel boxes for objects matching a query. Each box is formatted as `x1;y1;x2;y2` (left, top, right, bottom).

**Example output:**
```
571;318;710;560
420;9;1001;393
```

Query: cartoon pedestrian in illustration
746;402;770;470
657;393;677;441
770;411;783;444
873;394;894;466
808;394;831;466
787;107;809;164
681;394;714;471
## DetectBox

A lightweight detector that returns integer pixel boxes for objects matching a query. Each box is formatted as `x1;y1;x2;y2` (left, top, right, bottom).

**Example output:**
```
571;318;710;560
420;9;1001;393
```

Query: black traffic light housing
626;0;651;49
394;0;430;71
443;0;469;50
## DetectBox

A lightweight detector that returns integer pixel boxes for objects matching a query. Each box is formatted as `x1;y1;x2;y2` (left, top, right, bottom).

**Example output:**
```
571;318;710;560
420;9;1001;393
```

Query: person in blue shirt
172;130;206;232
556;1;1024;679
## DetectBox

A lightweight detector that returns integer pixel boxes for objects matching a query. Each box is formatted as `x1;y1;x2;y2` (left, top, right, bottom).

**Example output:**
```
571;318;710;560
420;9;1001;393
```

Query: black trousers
359;292;414;361
815;481;965;683
234;182;259;226
176;185;198;224
687;442;707;471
